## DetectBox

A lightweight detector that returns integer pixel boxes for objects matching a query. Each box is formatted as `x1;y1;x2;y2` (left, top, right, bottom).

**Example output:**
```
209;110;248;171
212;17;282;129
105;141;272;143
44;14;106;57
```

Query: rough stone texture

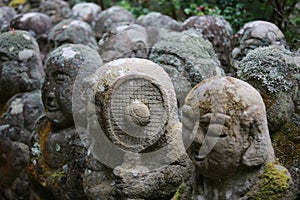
81;58;191;199
0;6;16;32
27;44;103;199
48;19;98;51
136;12;182;31
237;45;300;198
72;2;102;26
38;0;72;25
99;24;149;63
231;20;288;70
10;12;54;63
93;6;135;40
237;45;300;132
149;30;224;107
0;30;44;200
182;15;234;74
179;76;294;199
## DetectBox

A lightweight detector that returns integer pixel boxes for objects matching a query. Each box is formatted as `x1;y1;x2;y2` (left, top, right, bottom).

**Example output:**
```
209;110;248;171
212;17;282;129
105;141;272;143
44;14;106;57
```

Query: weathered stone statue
0;6;16;32
178;76;294;199
38;0;72;25
0;30;44;199
237;45;300;198
10;12;53;63
81;58;191;200
93;6;135;40
27;44;103;199
48;19;98;51
231;20;287;70
72;2;102;26
149;30;224;108
136;11;182;31
182;15;233;74
99;24;149;63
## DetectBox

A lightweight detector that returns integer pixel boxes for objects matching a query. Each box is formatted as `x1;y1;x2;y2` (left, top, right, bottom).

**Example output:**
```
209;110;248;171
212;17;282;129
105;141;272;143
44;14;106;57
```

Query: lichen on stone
171;185;184;200
248;163;290;199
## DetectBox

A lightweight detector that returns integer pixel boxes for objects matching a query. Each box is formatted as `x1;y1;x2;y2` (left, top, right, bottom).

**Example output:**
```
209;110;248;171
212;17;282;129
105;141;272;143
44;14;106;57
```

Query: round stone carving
98;75;168;152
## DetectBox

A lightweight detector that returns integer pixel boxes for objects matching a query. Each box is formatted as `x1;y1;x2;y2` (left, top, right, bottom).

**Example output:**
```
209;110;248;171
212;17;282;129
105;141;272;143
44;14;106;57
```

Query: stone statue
149;30;224;108
93;6;135;40
72;2;102;26
237;45;300;198
0;30;44;199
182;15;234;74
48;18;98;51
10;12;53;63
38;0;72;25
98;24;149;64
231;20;287;70
178;76;294;199
137;12;182;31
27;44;103;199
80;58;191;200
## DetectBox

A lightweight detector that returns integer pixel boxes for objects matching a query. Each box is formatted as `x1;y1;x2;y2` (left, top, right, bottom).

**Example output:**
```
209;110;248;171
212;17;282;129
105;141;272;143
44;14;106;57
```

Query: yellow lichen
8;0;26;7
171;185;184;200
248;163;290;200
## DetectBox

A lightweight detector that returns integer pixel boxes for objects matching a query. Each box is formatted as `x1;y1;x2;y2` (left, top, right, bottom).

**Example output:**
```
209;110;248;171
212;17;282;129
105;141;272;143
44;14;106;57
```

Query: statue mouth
46;97;59;112
194;154;206;162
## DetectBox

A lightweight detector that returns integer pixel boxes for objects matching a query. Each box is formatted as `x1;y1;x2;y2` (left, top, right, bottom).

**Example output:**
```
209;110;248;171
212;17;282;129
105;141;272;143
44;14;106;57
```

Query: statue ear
241;107;271;167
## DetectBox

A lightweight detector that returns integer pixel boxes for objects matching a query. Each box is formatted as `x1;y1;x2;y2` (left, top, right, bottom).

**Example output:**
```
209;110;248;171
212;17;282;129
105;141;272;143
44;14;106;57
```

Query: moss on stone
171;185;184;200
248;163;290;200
272;122;300;166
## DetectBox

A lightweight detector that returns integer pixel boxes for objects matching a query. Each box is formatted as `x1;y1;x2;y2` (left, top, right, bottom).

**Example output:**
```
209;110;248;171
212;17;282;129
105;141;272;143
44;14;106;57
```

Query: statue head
183;76;275;179
0;30;43;106
43;44;102;128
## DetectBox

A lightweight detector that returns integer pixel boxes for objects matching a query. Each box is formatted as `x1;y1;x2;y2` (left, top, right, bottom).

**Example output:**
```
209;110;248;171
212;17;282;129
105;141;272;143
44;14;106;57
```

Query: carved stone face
231;20;287;70
0;30;43;106
72;2;102;25
183;76;274;178
149;31;224;107
99;24;149;63
94;6;135;39
38;0;72;24
48;19;98;51
43;44;102;128
182;16;233;73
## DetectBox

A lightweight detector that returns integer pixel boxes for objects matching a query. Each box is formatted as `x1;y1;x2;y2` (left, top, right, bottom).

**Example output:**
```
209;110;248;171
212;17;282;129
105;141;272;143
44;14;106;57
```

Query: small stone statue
81;58;191;200
38;0;72;25
93;6;135;40
72;2;102;26
99;24;149;63
231;20;287;70
0;6;16;32
182;15;233;74
10;12;54;63
48;18;98;51
27;44;103;199
0;30;44;200
178;76;294;199
149;30;224;108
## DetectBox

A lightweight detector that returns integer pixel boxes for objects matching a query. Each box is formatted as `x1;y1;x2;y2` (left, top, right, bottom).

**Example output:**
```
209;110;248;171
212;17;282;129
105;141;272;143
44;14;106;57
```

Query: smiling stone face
43;44;102;128
182;76;275;178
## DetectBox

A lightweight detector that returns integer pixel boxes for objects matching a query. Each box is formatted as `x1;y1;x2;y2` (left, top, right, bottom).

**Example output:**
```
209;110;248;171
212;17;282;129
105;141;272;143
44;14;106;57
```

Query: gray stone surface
0;6;16;32
48;19;98;51
99;24;149;63
179;76;294;199
182;15;233;74
10;12;53;63
0;30;44;200
136;12;182;31
38;0;72;25
28;44;103;199
231;20;287;70
149;30;224;107
81;58;191;199
93;6;135;39
72;2;102;26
